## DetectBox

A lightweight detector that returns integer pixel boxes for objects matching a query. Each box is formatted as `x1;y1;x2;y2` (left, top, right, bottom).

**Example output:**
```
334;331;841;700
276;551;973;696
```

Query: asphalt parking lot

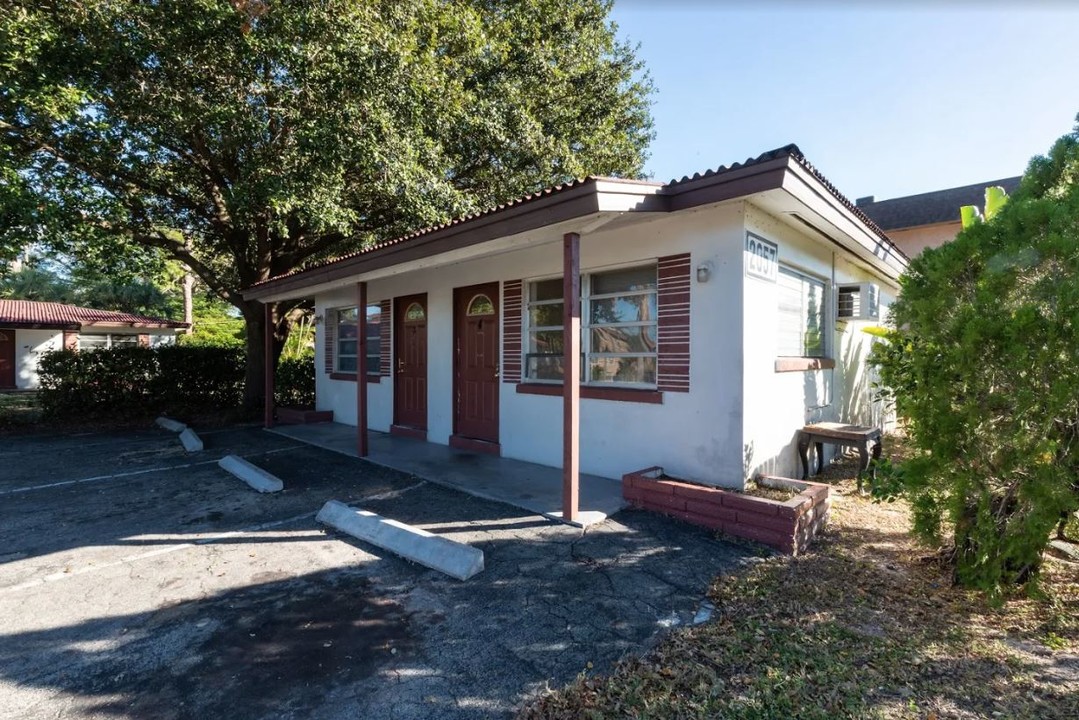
0;425;754;719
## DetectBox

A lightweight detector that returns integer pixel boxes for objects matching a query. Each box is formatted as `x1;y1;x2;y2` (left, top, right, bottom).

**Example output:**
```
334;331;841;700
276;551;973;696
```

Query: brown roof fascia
663;156;790;211
243;180;610;301
4;321;81;331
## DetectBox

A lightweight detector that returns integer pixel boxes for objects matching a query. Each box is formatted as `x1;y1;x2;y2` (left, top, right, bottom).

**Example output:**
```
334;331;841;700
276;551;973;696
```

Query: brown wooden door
394;294;428;430
454;283;500;443
0;329;14;388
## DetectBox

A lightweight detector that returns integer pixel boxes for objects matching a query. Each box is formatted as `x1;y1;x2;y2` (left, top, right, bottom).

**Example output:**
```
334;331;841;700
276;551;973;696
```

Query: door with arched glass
393;294;428;433
453;282;500;446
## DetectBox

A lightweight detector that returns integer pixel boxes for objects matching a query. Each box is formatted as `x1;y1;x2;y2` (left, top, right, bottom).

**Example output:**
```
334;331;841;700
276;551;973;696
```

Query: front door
453;283;500;444
0;329;14;388
393;294;428;431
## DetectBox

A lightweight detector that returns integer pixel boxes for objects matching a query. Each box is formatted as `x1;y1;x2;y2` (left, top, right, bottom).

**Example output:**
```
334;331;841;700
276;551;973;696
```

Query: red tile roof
0;300;188;330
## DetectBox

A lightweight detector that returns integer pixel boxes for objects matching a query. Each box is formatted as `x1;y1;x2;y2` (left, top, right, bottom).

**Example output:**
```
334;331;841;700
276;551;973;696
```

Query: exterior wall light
696;261;713;283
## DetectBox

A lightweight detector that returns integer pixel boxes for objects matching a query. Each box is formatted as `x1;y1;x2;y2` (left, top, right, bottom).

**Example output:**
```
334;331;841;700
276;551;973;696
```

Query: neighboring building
0;300;188;389
244;144;907;503
856;176;1022;257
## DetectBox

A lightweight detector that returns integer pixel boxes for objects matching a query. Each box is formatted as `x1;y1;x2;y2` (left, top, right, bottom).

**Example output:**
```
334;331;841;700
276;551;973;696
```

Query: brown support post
263;301;274;429
562;232;581;523
356;282;369;457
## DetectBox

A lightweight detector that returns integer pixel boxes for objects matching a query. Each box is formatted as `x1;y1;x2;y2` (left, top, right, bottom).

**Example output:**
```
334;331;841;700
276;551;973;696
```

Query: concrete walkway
269;423;625;527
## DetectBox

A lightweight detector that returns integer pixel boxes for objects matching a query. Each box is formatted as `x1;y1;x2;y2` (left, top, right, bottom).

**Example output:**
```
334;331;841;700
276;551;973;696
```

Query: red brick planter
276;407;334;425
622;467;830;555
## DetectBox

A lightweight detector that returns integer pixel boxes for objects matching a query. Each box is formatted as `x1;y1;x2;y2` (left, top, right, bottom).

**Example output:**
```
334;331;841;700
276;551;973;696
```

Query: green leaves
873;118;1079;594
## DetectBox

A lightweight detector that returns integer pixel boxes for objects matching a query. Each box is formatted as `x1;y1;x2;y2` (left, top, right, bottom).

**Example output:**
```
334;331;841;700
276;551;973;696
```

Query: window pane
526;354;564;381
592;266;657;295
529;303;563;327
366;305;381;324
337;307;358;324
530;278;563;302
467;294;495;316
589;356;656;384
112;335;139;347
591;326;657;354
338;340;357;356
338;356;358;372
589;294;657;325
777;267;826;358
404;302;425;321
529;330;564;354
80;334;108;350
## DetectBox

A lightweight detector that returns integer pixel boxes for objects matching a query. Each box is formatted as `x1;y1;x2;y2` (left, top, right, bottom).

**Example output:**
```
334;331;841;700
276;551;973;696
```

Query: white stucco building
244;145;907;517
0;300;187;390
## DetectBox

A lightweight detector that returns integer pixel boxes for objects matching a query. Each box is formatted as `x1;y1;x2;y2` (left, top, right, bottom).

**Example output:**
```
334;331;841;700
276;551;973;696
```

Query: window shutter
657;254;691;392
323;310;336;374
502;279;522;383
379;299;391;376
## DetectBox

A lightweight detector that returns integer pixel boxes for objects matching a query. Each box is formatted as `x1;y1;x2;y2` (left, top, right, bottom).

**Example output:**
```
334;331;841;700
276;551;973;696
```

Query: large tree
873;118;1079;593
0;0;653;405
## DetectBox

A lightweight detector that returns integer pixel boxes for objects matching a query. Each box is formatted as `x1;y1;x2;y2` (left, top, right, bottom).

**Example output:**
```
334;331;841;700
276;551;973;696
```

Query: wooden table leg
797;433;811;480
815;441;824;476
857;442;870;494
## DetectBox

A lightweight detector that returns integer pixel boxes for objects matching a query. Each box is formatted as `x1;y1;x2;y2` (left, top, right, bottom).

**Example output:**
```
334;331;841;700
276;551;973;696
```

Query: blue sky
609;1;1079;201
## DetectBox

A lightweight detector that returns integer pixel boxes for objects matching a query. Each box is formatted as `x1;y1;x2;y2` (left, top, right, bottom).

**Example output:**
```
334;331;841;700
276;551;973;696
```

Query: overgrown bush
872;119;1079;594
38;345;311;421
275;351;315;408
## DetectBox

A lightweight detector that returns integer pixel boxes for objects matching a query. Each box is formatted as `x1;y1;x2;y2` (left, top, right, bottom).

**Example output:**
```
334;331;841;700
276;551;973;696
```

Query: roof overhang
242;148;908;302
243;178;666;302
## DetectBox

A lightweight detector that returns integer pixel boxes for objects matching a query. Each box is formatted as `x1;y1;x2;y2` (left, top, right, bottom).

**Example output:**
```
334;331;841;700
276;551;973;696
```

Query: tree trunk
240;300;270;411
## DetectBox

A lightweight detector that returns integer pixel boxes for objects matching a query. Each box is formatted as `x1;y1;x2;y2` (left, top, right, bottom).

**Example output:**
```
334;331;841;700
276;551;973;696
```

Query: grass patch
521;436;1079;719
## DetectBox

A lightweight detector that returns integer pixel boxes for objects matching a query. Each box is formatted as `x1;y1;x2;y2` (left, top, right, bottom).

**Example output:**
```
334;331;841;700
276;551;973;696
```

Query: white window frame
78;333;139;350
776;264;829;359
333;305;381;376
523;262;659;389
334;307;359;374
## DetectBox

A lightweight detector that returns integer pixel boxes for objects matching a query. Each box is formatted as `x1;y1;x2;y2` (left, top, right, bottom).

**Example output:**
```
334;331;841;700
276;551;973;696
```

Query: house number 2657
745;233;778;283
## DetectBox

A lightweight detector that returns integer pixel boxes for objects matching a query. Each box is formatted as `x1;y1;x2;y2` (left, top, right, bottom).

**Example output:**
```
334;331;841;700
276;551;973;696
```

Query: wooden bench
797;422;882;493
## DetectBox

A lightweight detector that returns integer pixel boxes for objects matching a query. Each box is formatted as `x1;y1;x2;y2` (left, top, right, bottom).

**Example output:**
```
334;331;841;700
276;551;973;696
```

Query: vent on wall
837;282;880;320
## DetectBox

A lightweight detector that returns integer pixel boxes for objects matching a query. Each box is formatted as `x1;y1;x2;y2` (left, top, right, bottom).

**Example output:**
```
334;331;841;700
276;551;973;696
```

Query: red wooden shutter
502;280;522;384
657;254;691;392
379;299;391;376
323;310;336;374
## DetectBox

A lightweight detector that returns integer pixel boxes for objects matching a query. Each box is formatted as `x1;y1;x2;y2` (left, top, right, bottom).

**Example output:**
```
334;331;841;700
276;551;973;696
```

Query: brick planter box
622;467;830;555
276;407;334;425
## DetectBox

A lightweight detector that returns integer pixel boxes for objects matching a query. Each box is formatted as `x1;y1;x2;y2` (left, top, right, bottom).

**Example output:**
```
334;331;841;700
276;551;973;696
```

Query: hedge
37;346;314;421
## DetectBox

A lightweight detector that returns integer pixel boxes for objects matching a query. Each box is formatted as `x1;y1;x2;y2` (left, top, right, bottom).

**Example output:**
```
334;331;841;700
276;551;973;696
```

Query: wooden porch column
562;232;581;522
356;281;369;457
263;301;274;429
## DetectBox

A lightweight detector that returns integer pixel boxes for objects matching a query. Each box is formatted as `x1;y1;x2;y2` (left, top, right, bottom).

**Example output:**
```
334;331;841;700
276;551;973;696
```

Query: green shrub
38;345;312;421
872;120;1079;594
275;352;315;408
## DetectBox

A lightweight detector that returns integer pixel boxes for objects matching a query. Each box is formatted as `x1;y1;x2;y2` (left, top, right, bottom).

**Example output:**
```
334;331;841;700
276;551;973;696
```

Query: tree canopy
0;0;654;403
873;117;1079;593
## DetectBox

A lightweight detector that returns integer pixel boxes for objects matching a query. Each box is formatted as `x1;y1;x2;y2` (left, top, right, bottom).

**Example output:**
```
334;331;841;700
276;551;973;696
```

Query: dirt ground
0;425;756;719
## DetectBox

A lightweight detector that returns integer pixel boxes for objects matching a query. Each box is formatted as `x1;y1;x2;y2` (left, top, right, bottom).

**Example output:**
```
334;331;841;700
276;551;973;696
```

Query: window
335;308;358;372
79;333;138;350
524;264;658;387
364;305;381;376
335;306;381;375
777;266;826;358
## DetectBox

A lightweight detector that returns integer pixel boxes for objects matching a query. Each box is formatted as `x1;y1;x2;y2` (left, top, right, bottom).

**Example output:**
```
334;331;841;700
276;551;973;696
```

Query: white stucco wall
740;204;898;479
314;203;748;486
14;329;63;389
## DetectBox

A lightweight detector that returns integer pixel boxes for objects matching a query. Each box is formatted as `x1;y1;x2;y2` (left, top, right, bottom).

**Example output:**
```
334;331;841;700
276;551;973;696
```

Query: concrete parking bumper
218;454;284;493
316;500;485;581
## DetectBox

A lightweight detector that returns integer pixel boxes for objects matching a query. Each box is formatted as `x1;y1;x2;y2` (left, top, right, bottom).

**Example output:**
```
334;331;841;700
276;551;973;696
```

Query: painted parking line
0;445;306;497
0;424;261;454
0;481;428;594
